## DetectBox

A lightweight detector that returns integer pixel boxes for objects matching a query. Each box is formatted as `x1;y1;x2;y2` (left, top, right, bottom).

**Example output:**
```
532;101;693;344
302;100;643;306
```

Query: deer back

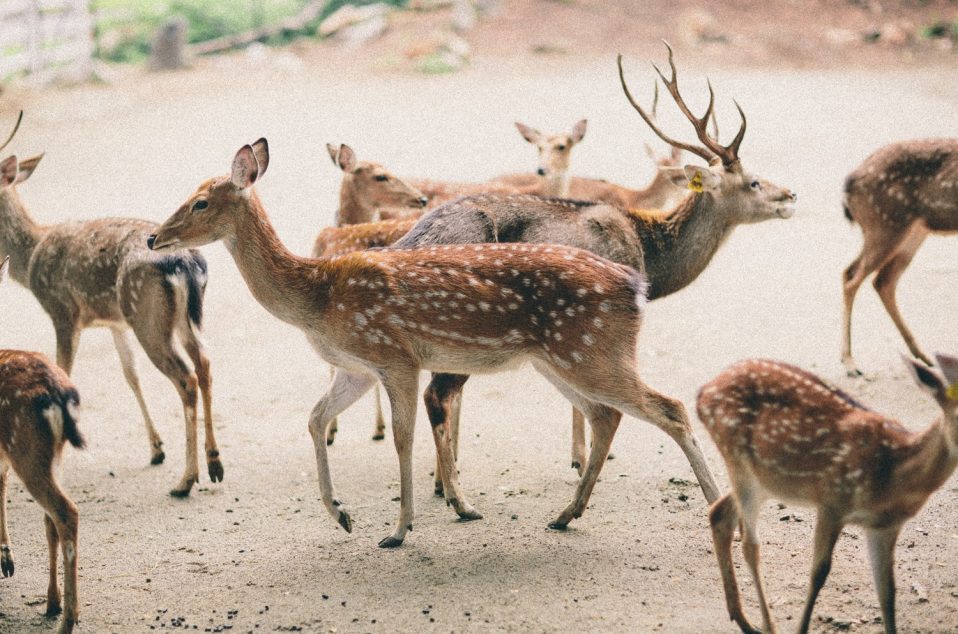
312;217;418;258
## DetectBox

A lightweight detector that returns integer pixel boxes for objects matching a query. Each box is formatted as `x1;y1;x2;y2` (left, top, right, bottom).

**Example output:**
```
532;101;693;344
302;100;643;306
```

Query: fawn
326;143;427;226
841;138;958;376
148;138;719;547
0;257;84;634
698;356;958;634
0;114;219;497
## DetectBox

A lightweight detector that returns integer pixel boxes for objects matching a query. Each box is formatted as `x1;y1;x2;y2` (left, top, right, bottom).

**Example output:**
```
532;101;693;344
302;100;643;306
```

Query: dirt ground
1;1;958;632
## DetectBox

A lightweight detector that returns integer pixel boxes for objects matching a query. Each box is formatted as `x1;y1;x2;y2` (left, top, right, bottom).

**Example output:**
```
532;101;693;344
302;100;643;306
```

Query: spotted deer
698;356;958;634
0;257;83;634
488;119;588;198
841;139;958;376
379;44;796;487
326;143;428;226
148;137;720;547
0;115;219;497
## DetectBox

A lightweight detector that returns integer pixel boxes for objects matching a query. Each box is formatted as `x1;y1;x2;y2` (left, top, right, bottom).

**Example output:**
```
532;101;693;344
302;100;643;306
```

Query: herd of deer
0;44;955;633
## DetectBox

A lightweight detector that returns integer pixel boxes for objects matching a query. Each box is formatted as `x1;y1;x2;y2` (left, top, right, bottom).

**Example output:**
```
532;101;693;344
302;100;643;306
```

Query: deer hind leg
841;222;914;376
872;226;931;366
571;407;587;476
0;463;12;577
378;367;422;548
110;327;165;465
735;483;777;634
423;373;470;496
371;386;386;441
182;332;223;483
866;526;900;634
796;514;843;633
709;493;761;634
52;319;80;375
325;366;339;445
307;369;376;535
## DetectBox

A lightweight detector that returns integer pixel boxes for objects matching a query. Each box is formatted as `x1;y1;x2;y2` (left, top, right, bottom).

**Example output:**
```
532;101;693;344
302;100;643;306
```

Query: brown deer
326;143;428;226
148;137;720;547
488;119;588;198
841;139;958;376
0;115;219;497
0;257;84;634
698;355;958;634
386;44;795;483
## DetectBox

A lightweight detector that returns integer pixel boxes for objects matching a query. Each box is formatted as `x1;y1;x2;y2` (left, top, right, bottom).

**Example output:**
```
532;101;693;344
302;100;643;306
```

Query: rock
319;3;390;38
148;17;190;71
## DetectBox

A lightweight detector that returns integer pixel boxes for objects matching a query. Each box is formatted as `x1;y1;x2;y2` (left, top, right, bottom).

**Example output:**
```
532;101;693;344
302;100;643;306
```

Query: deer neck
0;191;45;285
633;192;733;300
630;171;673;209
895;418;958;500
542;172;570;198
225;192;329;326
336;175;374;225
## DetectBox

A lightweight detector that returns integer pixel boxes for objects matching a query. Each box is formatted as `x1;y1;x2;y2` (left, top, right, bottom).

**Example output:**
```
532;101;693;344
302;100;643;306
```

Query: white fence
0;0;94;83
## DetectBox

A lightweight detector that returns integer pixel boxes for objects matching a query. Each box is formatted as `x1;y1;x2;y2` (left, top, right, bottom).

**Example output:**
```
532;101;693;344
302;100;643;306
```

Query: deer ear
903;354;947;401
336;144;357;172
231;145;259;189
326;143;341;167
515;122;541;144
934;353;958;393
0;256;8;283
677;164;722;192
250;139;268;177
0;155;18;186
570;119;587;144
15;153;43;184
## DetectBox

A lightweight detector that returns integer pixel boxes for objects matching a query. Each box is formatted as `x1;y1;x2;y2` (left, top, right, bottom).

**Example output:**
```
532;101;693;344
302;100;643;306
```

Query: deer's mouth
147;234;180;251
776;203;796;219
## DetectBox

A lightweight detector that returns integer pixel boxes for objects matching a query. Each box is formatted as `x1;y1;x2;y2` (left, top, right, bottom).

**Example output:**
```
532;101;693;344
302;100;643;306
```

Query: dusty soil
1;2;958;632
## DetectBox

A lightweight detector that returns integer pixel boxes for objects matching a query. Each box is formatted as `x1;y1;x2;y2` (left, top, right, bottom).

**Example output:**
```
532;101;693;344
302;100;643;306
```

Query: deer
840;139;958;377
0;257;84;634
0;113;220;497
326;143;428;226
698;355;958;634
364;43;795;489
147;137;721;548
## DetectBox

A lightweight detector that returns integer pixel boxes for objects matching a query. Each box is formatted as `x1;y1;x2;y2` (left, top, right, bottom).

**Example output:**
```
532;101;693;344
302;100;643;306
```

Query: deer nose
536;167;546;176
787;190;797;202
147;234;157;250
418;196;428;207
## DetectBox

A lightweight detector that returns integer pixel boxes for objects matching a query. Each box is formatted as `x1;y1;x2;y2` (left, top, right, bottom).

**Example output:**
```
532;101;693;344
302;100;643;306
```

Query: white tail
0;343;84;634
698;356;958;634
149;138;720;548
0;114;220;497
841;138;958;376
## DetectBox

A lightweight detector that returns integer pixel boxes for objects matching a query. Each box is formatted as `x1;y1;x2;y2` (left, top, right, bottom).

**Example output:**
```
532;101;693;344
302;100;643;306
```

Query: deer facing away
148;137;720;547
0;257;84;634
698;355;958;634
0;117;220;497
841;138;958;376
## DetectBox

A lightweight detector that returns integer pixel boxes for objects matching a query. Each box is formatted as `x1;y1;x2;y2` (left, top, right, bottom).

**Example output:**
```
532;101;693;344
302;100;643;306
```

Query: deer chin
776;204;796;219
148;236;181;252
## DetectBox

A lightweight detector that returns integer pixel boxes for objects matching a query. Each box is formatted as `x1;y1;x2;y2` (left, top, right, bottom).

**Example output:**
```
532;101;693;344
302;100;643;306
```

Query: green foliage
919;20;958;41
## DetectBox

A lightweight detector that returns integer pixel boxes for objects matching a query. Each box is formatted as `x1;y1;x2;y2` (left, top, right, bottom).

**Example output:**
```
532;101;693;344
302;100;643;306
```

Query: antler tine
727;99;747;161
651;80;659;117
617;54;714;164
0;111;23;154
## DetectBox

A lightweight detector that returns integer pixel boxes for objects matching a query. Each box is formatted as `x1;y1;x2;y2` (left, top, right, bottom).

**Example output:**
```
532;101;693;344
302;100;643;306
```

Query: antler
0;111;23;154
618;43;747;168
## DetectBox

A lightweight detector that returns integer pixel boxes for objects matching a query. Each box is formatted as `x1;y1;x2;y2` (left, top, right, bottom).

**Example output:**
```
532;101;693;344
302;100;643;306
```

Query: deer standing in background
488;119;588;198
148;138;720;547
379;44;795;485
0;114;219;497
698;355;958;634
326;143;428;226
0;257;83;634
841;139;958;376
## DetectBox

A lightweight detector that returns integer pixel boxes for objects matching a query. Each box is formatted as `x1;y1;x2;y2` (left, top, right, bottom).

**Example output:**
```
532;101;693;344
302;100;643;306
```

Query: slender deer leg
307;369;376;534
709;494;761;634
872;226;931;366
736;484;777;634
423;373;470;496
43;515;61;616
110;327;165;465
866;527;900;634
571;407;587;475
0;465;12;577
183;333;223;482
426;375;481;521
325;366;339;446
53;321;80;375
796;515;843;633
372;386;386;441
378;368;421;548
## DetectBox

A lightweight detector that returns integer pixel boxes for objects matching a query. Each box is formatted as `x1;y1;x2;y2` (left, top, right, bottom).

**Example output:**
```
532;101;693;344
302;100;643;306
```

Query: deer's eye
374;174;388;182
192;199;209;211
556;144;567;151
750;180;761;190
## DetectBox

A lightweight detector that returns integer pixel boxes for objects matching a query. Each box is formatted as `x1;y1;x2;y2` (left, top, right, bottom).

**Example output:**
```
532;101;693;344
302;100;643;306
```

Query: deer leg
372;386;386;441
866;526;900;634
0;464;12;577
43;514;61;616
423;373;470;496
325;366;339;446
872;227;931;366
709;493;761;634
796;515;843;633
53;321;80;375
571;407;586;476
735;484;777;634
110;328;165;465
378;368;421;548
183;334;222;483
307;369;376;535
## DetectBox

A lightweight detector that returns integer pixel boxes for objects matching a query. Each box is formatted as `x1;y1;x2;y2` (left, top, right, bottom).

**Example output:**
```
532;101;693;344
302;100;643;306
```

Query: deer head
904;353;958;446
326;143;427;211
515;119;586;178
619;44;796;224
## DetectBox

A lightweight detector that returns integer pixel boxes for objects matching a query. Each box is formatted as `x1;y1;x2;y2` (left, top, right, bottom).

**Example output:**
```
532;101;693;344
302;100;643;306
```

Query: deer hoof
169;478;195;498
56;616;76;634
45;601;62;617
371;432;385;441
1;549;13;577
208;459;224;483
150;450;166;465
547;520;569;531
434;480;444;496
337;511;353;533
457;508;483;521
378;535;404;548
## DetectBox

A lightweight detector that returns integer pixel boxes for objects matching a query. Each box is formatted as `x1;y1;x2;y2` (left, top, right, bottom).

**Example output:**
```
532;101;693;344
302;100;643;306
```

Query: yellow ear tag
687;172;704;193
946;382;958;401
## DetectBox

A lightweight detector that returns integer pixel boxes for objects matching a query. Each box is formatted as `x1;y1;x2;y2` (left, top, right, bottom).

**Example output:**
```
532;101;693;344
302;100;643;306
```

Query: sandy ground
1;18;958;634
